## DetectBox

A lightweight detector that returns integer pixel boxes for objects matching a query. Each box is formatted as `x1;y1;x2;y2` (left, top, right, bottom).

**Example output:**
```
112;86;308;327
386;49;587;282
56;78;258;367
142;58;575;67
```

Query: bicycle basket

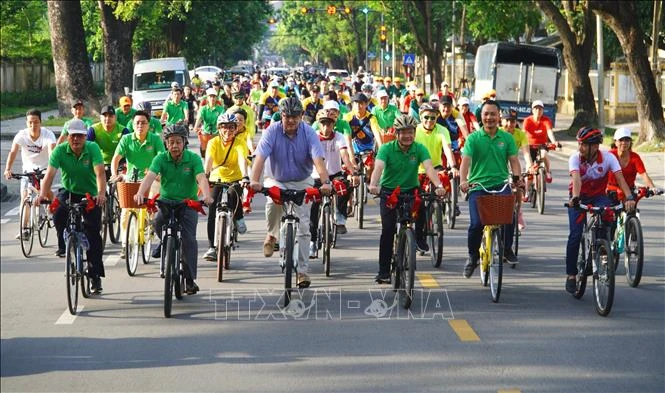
477;194;515;225
117;181;148;209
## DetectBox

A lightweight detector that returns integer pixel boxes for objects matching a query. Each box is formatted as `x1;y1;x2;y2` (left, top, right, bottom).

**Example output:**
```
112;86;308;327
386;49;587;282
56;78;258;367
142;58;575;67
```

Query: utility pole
451;1;456;92
380;13;384;76
391;25;395;79
596;14;604;129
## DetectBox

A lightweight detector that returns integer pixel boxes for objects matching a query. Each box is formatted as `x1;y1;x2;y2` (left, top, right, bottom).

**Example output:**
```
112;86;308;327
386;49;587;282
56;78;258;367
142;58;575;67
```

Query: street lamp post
363;6;369;73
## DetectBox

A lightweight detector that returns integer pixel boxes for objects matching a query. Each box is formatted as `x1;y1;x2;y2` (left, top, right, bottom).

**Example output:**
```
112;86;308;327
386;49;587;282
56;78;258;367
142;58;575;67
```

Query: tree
464;1;542;44
0;1;51;62
46;0;98;116
588;1;665;144
536;0;598;131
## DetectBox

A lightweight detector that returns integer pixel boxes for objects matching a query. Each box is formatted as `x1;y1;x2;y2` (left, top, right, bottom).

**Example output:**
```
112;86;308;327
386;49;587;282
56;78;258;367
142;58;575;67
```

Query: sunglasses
422;115;437;121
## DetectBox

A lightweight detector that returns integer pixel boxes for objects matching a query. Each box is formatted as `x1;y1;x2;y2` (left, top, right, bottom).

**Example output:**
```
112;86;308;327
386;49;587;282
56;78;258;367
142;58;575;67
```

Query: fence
0;62;104;93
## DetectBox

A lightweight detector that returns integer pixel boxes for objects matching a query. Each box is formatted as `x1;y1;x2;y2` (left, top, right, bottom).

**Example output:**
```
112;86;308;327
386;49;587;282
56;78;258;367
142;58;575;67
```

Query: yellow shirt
415;124;451;173
206;136;249;182
505;126;527;149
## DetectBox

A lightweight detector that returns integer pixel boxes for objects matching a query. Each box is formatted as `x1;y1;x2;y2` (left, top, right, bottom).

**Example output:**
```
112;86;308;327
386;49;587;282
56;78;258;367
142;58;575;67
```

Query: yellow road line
498;389;521;393
448;319;480;342
416;273;440;288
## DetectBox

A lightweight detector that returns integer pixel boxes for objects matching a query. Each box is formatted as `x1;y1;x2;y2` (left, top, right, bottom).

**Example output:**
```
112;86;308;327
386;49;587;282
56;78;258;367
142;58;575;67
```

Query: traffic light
300;6;308;14
343;6;352;14
327;5;336;15
380;25;387;43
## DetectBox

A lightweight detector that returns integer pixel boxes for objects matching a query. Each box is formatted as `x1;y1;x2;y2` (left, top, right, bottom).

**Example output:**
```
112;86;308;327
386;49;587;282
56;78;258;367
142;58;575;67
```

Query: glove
386;186;400;209
85;193;96;213
305;187;321;204
185;199;206;216
48;198;60;214
332;179;348;196
411;189;421;218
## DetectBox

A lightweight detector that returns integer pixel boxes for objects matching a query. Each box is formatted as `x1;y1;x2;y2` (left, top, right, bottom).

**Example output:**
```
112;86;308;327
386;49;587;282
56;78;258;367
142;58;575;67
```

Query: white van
132;57;190;118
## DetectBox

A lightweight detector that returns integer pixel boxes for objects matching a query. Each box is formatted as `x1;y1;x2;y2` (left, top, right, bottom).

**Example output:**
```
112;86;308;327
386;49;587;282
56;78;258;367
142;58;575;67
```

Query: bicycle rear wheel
175;245;184;300
142;217;155;264
322;205;331;277
428;201;444;268
574;235;588;299
100;204;108;253
283;223;294;307
398;230;416;309
125;211;139;276
512;209;520;263
37;204;49;247
489;228;503;302
163;236;175;318
108;191;121;244
593;239;615;316
216;215;228;282
623;216;643;287
65;236;79;315
446;179;458;229
19;198;34;258
537;167;546;214
356;180;365;229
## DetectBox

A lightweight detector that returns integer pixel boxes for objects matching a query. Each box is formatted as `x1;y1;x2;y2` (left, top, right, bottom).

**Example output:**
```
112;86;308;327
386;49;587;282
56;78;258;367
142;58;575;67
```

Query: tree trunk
537;0;598;131
46;1;97;116
98;0;136;105
589;1;665;143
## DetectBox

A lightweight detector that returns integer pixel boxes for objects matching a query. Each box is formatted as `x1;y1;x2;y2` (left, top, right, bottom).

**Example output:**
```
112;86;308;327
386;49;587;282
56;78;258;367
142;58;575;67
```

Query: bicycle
210;181;241;282
348;150;373;229
119;170;156;276
565;200;623;316
258;186;320;307
611;187;663;287
145;197;206;318
11;168;53;257
418;171;449;268
475;182;515;303
510;172;530;266
442;149;462;229
315;192;335;277
101;166;122;251
527;143;559;215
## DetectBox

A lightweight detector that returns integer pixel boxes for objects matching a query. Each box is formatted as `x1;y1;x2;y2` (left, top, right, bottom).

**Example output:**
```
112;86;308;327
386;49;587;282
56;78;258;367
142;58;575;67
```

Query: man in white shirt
4;109;56;240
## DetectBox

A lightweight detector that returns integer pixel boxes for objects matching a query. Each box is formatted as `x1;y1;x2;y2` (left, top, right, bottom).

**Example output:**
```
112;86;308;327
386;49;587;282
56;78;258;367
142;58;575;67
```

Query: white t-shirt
12;128;56;172
312;132;348;179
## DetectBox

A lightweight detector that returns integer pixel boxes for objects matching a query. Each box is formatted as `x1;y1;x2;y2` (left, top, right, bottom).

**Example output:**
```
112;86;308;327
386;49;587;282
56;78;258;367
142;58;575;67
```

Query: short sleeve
632;152;646;174
191;153;204;176
462;134;474;157
115;134;128;156
149;152;163;174
417;142;431;163
606;151;622;173
89;142;104;166
335;133;348;150
49;145;61;168
376;143;389;162
568;153;580;173
11;131;23;147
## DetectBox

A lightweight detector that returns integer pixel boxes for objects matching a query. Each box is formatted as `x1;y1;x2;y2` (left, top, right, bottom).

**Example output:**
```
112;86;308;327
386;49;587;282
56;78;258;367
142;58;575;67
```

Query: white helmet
613;127;632;140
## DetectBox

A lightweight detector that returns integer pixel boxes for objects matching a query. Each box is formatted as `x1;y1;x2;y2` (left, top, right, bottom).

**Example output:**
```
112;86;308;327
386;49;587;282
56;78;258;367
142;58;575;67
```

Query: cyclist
408;88;426;120
115;96;136;129
308;109;357;257
183;86;199;130
474;89;496;127
371;89;400;144
257;81;284;129
437;81;456;105
458;97;480;134
133;124;213;294
564;127;635;294
4;109;57;240
160;87;189;126
301;85;323;125
437;95;469;151
110;110;165;259
523;100;558;185
249;97;332;288
87;105;130;176
37;119;106;292
392;77;406;101
501;109;532;230
228;89;256;150
368;115;447;284
460;100;522;277
57;100;94;144
194;87;225;158
343;93;381;176
127;102;162;135
606;127;657;199
202;113;249;261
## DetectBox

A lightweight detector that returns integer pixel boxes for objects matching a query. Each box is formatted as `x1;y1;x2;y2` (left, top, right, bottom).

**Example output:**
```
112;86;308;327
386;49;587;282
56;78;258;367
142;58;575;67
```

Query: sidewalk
0;109;61;141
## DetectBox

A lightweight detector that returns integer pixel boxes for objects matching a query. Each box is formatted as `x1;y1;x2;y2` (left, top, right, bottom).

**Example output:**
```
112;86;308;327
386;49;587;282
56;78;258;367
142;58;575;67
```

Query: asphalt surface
1;132;664;392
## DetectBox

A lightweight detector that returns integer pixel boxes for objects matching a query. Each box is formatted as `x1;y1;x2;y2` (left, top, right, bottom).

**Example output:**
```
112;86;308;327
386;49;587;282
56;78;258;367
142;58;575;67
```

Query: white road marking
0;218;9;224
4;206;20;216
55;306;83;324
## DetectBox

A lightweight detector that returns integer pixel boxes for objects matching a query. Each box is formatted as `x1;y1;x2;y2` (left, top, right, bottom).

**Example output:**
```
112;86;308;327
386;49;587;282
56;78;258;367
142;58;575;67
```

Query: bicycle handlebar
468;182;511;194
564;201;624;212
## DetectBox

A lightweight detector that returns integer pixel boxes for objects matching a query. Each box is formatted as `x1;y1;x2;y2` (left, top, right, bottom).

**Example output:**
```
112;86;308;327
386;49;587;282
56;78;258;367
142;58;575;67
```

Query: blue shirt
255;121;324;182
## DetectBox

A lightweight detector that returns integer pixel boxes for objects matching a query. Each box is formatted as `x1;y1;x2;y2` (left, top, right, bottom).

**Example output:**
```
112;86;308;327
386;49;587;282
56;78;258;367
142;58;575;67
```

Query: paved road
1;141;664;392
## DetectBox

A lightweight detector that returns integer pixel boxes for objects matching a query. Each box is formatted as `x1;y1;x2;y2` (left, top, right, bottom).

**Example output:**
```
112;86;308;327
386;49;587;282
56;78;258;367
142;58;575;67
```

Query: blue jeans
565;194;610;275
467;186;514;260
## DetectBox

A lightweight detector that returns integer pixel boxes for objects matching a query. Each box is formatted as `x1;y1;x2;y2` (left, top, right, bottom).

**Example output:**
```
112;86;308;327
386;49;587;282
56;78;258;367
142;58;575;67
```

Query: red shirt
461;111;477;134
523;115;553;146
607;149;645;190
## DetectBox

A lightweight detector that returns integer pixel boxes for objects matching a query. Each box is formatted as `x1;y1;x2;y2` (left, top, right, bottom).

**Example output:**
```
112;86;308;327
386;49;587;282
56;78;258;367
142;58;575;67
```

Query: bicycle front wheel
283;223;294;307
163;236;176;318
108;191;121;244
536;167;546;214
593;239;615;316
65;235;79;315
216;215;228;282
397;229;416;309
37;204;49;247
624;216;644;287
446;179;458;229
574;234;589;299
19;198;34;258
322;205;331;277
125;211;139;276
428;200;444;268
489;228;503;303
100;205;108;253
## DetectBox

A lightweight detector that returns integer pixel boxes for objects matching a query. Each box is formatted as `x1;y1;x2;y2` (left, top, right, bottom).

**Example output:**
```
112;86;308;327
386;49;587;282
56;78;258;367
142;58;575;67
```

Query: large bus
474;42;562;124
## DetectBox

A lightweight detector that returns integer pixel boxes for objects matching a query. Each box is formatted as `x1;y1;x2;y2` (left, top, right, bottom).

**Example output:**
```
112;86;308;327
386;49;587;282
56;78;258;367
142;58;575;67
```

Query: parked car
325;69;350;83
189;65;223;84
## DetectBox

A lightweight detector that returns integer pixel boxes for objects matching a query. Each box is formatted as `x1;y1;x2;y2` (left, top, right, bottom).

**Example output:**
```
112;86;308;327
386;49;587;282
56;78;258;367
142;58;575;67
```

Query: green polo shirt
415;124;451;173
115;132;165;180
376;140;431;191
462;127;518;191
149;150;204;201
127;117;163;135
61;117;93;137
371;104;400;130
115;107;137;128
163;100;188;125
198;104;225;134
49;141;103;195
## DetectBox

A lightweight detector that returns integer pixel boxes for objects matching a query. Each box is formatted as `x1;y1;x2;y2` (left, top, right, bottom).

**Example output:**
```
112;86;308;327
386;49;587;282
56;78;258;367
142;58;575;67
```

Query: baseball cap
440;95;453;106
71;99;84;108
352;93;369;103
384;76;392;82
531;100;544;108
429;94;440;102
206;87;217;96
67;119;88;135
458;97;470;106
119;96;132;106
613;127;632;140
441;81;449;87
323;100;340;111
101;105;116;115
415;88;425;96
171;82;180;89
394;77;402;82
482;89;497;100
375;89;389;99
269;81;280;88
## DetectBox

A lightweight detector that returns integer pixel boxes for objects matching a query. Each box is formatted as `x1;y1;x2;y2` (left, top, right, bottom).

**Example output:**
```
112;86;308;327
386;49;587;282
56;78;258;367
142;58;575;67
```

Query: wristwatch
436;184;444;189
323;179;331;185
626;194;635;201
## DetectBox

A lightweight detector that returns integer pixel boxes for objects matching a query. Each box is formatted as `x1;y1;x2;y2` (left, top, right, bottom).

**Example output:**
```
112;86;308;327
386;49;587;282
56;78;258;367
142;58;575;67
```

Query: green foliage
0;88;56;110
464;0;542;43
0;0;52;61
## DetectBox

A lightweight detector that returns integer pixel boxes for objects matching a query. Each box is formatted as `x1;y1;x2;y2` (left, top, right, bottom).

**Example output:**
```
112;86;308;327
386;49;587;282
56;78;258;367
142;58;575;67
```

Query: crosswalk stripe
448;319;481;342
498;389;521;393
0;218;9;224
4;206;19;216
55;306;83;324
416;273;440;288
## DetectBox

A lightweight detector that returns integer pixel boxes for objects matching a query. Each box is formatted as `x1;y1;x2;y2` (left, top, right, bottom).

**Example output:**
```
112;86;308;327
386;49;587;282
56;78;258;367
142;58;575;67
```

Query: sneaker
16;230;30;240
565;277;576;294
503;249;519;264
55;249;66;258
263;235;276;257
335;212;347;226
151;243;161;259
416;238;429;252
120;246;126;260
546;172;553;183
336;224;347;234
235;218;247;234
454;205;461;217
463;257;479;278
309;241;317;259
203;247;217;261
297;272;311;288
186;279;199;295
374;274;391;284
91;277;103;294
243;206;252;214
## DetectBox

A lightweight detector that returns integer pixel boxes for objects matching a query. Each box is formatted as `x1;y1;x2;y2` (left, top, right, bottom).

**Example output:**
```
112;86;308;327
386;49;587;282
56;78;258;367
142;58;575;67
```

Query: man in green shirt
57;99;94;144
87;105;130;169
194;87;225;157
160;87;189;126
115;96;137;128
37;119;107;293
368;115;446;284
134;124;212;295
460;101;523;277
127;101;163;135
371;89;400;144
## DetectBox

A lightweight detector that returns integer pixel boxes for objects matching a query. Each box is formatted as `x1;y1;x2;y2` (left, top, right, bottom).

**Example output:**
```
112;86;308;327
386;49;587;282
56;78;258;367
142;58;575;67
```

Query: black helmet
278;96;303;116
162;123;188;141
394;114;418;131
419;103;439;115
136;101;152;113
576;126;603;144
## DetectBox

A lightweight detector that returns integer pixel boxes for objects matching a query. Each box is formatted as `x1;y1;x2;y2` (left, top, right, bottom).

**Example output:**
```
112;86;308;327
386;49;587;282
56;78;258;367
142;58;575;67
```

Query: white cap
375;89;389;99
67;119;88;135
613;127;632;140
458;97;470;106
323;100;340;111
206;87;217;96
531;100;544;108
429;94;440;102
269;81;280;88
441;81;449;87
171;81;180;88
